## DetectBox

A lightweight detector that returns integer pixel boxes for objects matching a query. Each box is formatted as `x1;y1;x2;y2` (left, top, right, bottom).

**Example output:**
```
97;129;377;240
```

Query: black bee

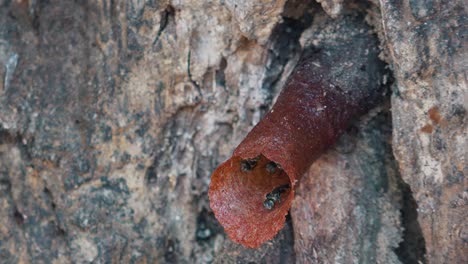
263;184;290;210
240;156;260;172
266;162;278;174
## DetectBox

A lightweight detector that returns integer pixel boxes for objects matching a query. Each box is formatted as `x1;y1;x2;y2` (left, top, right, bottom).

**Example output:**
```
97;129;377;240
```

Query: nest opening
209;154;294;247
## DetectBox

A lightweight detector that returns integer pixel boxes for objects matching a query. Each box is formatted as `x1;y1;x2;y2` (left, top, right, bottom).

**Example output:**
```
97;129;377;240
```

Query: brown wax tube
209;15;386;248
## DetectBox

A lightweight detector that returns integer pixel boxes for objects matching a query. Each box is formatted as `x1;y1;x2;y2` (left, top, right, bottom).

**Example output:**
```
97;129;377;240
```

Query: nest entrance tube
209;14;386;247
209;154;293;248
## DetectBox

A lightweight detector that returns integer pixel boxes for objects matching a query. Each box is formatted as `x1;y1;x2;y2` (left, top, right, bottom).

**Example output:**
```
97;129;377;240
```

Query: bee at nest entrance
263;184;290;210
238;155;290;211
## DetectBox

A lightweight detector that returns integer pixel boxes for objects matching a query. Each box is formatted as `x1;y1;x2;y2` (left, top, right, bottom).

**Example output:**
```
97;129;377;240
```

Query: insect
263;184;290;210
240;156;260;172
265;161;279;174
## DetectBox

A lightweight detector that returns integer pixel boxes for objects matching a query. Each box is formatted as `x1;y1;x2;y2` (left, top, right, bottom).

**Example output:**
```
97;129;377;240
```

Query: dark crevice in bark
145;165;158;185
13;207;25;226
0;128;33;163
0;128;19;144
0;179;11;193
43;187;56;210
280;213;296;262
195;208;223;243
187;49;203;99
42;186;67;237
261;0;318;109
215;57;227;90
153;5;175;47
395;180;427;264
163;238;180;263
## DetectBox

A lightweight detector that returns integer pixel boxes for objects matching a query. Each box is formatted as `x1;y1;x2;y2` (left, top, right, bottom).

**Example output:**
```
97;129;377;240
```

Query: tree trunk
0;0;465;263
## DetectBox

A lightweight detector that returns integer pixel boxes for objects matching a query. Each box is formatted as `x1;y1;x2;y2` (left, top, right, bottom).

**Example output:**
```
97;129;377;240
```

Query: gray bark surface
380;1;466;263
0;0;465;263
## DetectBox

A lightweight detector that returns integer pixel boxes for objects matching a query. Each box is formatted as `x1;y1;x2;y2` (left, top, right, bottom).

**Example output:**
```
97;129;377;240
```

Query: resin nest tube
209;15;386;248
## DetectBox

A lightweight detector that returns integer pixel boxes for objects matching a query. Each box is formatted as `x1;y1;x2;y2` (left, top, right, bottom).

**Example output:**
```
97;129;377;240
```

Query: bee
265;161;280;174
263;184;290;210
240;156;260;172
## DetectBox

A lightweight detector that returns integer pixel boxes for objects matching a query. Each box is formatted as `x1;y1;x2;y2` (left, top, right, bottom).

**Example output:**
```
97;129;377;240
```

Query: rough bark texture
0;1;465;264
379;1;467;263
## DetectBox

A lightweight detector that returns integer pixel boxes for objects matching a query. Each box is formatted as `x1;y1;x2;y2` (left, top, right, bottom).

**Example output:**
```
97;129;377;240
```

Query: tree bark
0;0;465;263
